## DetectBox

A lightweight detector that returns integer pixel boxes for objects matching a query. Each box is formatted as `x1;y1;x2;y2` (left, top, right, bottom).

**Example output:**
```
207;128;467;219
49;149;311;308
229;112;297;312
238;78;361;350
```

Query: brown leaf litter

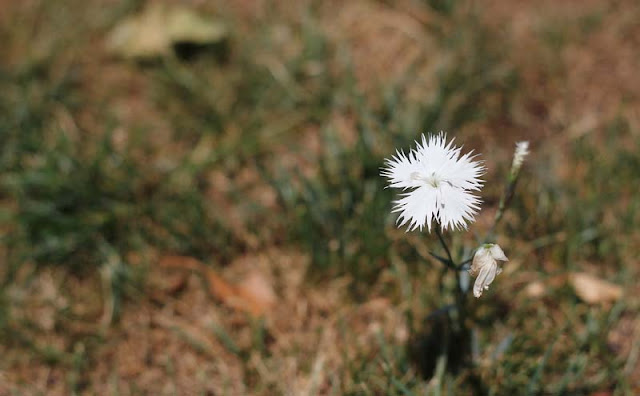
159;254;276;317
1;248;408;395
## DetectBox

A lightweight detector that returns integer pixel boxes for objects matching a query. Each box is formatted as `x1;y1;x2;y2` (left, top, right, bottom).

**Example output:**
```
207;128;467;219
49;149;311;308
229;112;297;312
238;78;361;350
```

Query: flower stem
455;269;468;331
434;227;467;333
457;257;473;271
435;227;455;267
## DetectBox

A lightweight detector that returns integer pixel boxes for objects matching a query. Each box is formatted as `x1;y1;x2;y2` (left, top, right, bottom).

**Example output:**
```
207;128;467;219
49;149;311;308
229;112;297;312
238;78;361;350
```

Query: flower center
411;171;442;188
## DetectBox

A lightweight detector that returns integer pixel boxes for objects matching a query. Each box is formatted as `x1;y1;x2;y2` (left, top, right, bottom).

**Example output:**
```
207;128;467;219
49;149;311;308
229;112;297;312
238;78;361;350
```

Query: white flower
511;141;529;172
381;133;485;232
469;244;508;298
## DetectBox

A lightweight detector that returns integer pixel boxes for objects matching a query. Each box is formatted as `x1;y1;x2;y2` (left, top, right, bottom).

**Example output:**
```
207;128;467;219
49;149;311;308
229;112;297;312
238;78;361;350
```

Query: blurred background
1;0;639;394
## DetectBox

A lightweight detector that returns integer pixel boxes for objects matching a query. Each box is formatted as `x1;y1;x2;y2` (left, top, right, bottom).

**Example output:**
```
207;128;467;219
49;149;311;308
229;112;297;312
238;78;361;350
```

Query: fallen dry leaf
236;271;276;314
159;255;201;272
159;255;275;316
106;2;227;60
202;267;275;316
524;280;546;298
569;272;623;304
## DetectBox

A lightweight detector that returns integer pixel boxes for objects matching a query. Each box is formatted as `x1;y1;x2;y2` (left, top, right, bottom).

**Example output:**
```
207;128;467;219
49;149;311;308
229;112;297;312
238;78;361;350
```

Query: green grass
1;0;639;394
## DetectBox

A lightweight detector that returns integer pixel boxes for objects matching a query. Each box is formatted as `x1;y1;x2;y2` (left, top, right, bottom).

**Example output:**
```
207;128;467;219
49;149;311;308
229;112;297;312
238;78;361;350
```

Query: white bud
511;141;529;172
469;244;509;298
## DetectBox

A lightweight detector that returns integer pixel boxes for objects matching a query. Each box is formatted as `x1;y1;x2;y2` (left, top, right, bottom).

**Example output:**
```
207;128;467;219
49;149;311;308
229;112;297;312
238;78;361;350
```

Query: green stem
455;269;467;333
489;169;521;238
435;226;454;266
434;227;467;332
457;257;473;270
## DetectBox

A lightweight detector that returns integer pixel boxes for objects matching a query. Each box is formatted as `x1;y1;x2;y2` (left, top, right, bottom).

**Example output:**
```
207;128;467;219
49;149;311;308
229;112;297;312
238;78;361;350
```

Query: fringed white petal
392;185;438;232
436;184;482;232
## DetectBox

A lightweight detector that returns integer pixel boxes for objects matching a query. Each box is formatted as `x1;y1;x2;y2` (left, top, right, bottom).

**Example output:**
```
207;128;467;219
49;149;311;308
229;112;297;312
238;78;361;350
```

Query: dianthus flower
381;133;485;232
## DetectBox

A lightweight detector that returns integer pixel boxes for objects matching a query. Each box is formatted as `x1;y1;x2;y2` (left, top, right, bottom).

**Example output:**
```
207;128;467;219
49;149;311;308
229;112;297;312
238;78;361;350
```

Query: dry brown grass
1;0;639;394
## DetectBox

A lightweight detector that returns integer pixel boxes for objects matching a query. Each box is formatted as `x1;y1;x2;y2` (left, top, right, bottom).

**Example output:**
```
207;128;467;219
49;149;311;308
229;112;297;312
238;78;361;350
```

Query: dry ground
1;0;639;394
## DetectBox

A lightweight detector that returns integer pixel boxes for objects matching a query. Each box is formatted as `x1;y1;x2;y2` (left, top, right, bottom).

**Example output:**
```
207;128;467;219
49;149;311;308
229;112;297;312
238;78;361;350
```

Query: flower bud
469;244;508;298
511;141;529;175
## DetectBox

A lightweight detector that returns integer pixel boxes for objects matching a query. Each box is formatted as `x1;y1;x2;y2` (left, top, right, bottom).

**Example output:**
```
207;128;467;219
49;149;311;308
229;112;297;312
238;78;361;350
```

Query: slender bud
510;141;530;178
